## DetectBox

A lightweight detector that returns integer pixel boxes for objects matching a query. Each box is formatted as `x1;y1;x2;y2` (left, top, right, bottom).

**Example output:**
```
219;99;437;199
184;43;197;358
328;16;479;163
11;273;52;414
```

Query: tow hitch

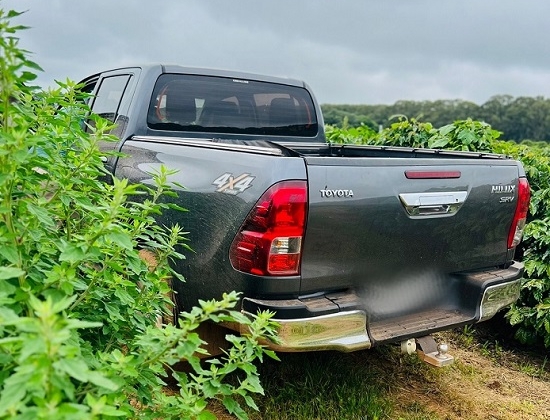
401;336;454;367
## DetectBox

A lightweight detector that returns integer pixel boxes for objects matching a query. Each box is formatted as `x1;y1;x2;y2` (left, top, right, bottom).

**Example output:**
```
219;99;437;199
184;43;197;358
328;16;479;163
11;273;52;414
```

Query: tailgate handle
399;191;468;217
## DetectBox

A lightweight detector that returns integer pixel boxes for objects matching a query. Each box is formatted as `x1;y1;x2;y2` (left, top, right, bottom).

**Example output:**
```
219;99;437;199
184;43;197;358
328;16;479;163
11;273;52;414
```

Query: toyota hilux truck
80;64;529;365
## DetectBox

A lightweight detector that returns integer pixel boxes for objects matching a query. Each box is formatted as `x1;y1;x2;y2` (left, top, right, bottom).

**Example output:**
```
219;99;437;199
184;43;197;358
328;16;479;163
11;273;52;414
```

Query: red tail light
230;180;308;276
507;177;530;249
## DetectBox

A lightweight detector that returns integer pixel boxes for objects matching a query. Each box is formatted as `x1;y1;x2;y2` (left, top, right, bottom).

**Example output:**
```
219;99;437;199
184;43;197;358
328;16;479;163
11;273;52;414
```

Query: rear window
147;74;318;137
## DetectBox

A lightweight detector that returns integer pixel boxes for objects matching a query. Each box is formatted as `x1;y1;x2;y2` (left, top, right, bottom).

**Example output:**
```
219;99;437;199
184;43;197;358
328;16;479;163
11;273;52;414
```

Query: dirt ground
390;328;550;420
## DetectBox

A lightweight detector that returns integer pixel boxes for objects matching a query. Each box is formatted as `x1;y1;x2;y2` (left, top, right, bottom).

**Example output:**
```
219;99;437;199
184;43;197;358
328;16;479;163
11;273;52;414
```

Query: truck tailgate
300;156;522;335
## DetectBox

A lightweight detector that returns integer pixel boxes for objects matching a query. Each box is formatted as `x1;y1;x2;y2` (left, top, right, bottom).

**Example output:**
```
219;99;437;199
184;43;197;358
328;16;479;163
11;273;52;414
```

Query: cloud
4;0;550;104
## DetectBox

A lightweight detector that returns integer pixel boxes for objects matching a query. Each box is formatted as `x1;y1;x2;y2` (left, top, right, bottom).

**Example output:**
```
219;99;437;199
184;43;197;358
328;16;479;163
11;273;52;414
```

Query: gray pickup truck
81;64;529;363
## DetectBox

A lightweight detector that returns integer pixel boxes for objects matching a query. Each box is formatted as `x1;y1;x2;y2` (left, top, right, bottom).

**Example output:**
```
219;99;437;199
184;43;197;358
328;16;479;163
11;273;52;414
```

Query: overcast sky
3;0;550;105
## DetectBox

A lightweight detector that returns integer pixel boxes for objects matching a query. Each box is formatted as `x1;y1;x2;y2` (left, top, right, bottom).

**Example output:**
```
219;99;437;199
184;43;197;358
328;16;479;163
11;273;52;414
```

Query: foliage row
322;94;550;142
0;9;277;419
326;119;550;348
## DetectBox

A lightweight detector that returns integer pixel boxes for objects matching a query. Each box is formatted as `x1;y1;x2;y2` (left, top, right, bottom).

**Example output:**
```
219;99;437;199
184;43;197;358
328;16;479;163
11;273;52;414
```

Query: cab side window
91;75;131;122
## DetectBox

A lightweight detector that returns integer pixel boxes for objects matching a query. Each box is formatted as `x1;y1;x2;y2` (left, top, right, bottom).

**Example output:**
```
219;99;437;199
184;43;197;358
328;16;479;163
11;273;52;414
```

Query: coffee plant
493;141;550;347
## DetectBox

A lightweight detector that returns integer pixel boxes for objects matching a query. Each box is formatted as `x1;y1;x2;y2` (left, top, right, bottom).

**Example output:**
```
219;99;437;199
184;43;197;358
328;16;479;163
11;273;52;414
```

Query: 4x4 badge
213;172;255;195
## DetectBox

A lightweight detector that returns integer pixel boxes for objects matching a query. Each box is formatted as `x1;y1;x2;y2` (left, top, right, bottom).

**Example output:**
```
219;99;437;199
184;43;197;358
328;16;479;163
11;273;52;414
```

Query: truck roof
81;63;307;88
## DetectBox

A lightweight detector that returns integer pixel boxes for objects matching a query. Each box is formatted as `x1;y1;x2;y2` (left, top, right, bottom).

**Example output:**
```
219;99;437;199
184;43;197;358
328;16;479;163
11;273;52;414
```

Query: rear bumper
237;262;524;352
478;278;521;322
243;309;371;352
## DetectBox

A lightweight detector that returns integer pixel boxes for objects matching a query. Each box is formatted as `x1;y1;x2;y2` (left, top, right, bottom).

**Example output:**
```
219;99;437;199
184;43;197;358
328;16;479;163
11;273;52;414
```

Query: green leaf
51;295;77;313
106;231;134;250
59;244;86;264
197;411;218;420
428;137;449;149
439;124;455;136
0;383;27;416
26;203;56;228
24;59;43;72
86;371;119;391
263;349;280;361
458;129;476;145
54;358;90;382
223;396;248;420
0;307;19;323
65;319;103;330
0;244;20;265
98;405;127;417
19;336;46;360
6;10;24;18
0;266;25;280
243;374;262;393
0;368;34;416
243;394;259;411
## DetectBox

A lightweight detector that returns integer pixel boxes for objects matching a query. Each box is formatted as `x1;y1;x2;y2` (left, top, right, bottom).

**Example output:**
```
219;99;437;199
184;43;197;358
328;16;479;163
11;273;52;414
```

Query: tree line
322;95;550;142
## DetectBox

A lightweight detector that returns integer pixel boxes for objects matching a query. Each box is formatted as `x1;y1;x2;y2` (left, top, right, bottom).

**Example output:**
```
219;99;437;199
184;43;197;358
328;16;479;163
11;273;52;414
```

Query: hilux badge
491;185;515;194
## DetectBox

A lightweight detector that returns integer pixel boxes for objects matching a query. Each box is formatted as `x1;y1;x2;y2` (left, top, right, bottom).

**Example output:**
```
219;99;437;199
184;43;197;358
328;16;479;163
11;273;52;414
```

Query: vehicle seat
269;97;297;127
200;100;240;127
164;92;197;125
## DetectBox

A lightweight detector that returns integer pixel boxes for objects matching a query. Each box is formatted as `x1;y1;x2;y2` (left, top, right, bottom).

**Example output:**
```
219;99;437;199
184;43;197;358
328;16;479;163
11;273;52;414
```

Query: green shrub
375;117;436;148
325;123;377;144
493;141;550;347
327;117;499;152
0;8;277;419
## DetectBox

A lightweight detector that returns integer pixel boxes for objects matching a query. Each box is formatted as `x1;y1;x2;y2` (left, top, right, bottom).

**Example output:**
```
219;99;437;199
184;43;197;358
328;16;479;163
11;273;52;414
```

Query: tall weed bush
0;8;276;419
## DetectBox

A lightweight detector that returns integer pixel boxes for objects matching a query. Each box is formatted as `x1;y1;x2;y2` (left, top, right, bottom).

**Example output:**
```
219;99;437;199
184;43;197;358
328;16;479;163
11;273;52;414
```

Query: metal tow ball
413;335;455;367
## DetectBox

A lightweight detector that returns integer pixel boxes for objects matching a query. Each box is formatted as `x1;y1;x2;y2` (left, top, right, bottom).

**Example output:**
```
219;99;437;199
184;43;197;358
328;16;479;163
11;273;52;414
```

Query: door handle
399;191;468;217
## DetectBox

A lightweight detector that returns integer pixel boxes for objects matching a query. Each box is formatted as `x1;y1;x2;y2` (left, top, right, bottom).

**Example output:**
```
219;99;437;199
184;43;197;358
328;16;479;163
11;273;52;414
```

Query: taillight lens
230;180;308;276
507;177;530;249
